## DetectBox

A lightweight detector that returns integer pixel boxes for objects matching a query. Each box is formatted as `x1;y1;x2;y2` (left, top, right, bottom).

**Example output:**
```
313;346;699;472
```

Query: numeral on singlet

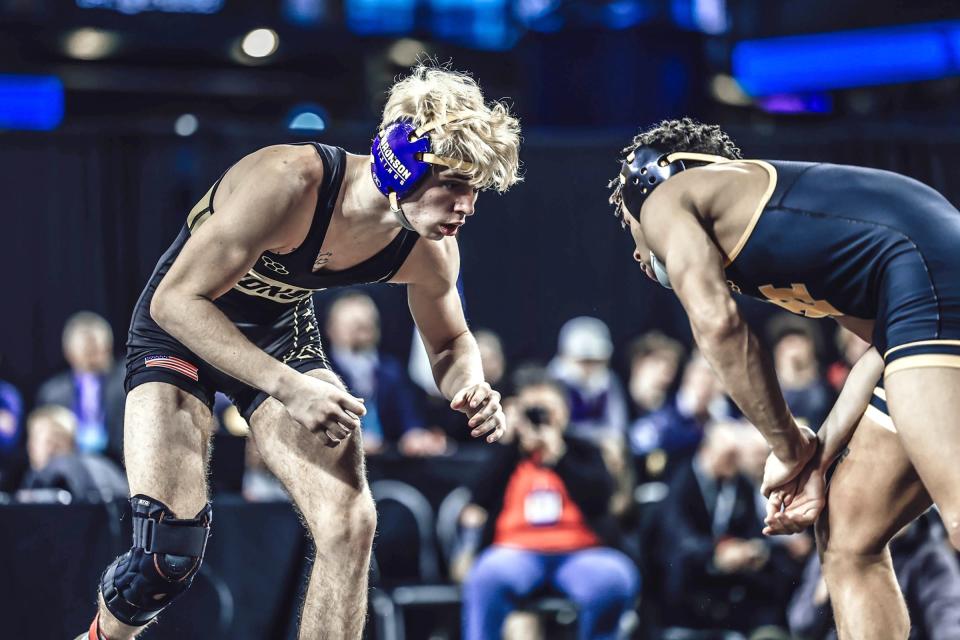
758;283;844;318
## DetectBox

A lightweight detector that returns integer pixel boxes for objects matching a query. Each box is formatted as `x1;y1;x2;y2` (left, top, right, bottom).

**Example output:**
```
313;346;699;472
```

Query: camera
524;405;550;427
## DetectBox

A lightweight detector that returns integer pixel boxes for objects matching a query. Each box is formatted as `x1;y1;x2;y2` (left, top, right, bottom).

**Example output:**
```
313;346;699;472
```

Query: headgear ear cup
370;119;476;230
618;148;730;221
617;147;729;289
370;121;434;206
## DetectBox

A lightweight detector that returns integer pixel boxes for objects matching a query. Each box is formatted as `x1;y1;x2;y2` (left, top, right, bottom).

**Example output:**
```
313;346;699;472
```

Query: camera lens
524;406;549;426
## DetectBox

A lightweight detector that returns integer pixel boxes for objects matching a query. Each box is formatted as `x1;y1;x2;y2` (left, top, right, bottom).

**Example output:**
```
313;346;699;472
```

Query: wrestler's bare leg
817;413;931;640
248;368;377;640
96;382;215;639
885;367;960;551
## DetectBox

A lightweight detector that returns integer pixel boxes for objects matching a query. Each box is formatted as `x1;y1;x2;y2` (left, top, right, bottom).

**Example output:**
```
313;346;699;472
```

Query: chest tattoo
313;251;333;270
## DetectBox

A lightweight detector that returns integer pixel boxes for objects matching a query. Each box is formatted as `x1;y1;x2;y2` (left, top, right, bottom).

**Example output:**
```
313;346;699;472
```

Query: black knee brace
100;494;212;626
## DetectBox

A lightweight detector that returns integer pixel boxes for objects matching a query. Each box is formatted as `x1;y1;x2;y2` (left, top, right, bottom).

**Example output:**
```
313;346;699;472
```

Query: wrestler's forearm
429;331;485;400
817;347;884;471
694;317;802;460
151;293;297;397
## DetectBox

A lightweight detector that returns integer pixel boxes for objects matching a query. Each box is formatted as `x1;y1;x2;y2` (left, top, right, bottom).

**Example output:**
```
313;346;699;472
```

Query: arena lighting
0;75;64;131
288;104;328;131
289;112;326;131
174;114;199;137
63;28;120;60
733;20;960;96
76;0;223;14
346;0;416;35
709;74;751;106
757;93;833;114
241;28;279;59
671;0;727;34
429;0;515;50
387;38;428;67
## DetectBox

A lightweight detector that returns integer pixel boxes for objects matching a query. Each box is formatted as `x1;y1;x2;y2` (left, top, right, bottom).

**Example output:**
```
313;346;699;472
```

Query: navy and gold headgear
617;146;728;222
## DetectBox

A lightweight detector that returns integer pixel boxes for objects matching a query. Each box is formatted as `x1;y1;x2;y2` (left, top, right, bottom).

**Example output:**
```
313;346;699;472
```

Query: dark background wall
5;121;960;400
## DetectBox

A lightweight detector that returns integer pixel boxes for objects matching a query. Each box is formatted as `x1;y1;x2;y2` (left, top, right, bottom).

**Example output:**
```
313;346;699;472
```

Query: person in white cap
547;317;629;444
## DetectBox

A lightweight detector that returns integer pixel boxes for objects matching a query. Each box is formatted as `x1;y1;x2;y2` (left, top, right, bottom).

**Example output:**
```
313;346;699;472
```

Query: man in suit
37;311;125;464
658;420;790;634
325;291;446;455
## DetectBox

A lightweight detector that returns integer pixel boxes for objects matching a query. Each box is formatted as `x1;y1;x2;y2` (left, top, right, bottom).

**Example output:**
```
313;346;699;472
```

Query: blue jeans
462;546;640;640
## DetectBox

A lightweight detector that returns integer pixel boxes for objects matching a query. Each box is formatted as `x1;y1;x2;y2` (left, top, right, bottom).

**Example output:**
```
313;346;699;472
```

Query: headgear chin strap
617;147;728;222
370;119;475;231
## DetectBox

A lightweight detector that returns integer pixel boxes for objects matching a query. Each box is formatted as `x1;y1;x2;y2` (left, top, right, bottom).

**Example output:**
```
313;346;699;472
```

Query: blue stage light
0;75;64;131
429;0;516;50
733;21;960;96
288;104;328;131
346;0;415;34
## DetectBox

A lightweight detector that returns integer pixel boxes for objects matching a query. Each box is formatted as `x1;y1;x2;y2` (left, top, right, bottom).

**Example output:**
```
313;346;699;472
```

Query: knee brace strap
100;494;212;626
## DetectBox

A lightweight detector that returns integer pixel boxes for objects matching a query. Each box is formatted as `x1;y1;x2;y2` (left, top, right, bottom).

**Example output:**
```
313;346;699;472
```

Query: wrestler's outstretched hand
279;373;367;447
451;382;505;443
763;457;826;536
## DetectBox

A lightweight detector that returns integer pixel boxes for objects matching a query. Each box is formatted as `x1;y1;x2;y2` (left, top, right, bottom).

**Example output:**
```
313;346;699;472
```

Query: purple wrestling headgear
371;119;475;231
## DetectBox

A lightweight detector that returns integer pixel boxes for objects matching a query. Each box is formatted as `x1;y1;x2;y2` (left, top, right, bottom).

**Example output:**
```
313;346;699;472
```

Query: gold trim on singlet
724;160;778;266
183;181;321;304
885;353;960;376
632;154;778;268
186;184;216;233
884;339;960;359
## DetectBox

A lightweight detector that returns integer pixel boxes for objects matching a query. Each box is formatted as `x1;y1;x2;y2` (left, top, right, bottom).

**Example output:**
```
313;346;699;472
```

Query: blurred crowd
3;294;960;640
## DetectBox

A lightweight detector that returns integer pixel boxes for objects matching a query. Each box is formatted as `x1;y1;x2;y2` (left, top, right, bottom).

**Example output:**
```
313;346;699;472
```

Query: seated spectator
242;437;290;502
736;425;814;588
738;426;815;551
456;370;639;640
475;328;507;390
768;315;834;431
0;372;23;454
629;351;731;475
36;311;125;463
789;512;960;640
0;367;26;491
20;405;127;502
826;326;872;392
548;316;629;444
657;421;789;635
325;292;446;456
407;324;504;446
627;331;684;419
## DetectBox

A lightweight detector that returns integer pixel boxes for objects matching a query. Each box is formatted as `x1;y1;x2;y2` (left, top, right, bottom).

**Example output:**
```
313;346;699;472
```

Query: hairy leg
817;413;931;640
96;382;214;640
248;369;377;640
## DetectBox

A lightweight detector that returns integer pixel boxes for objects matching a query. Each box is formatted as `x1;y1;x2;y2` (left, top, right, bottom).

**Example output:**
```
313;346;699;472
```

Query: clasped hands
761;426;827;536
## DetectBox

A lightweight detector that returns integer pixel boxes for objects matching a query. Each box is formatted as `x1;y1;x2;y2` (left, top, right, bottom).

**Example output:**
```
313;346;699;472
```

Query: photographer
456;368;639;640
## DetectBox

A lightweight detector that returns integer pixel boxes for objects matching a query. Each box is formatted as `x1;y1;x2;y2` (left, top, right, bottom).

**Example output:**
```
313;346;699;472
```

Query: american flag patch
145;355;199;381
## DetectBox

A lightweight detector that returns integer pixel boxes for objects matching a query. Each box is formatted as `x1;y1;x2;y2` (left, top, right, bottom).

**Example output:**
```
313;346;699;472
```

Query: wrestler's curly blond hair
380;61;522;193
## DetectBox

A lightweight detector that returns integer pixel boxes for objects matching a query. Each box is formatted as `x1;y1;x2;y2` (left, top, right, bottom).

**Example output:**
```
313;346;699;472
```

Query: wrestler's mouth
439;222;462;236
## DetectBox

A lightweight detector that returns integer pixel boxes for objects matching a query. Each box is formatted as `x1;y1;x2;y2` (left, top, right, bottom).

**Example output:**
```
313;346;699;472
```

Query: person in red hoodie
456;368;639;640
